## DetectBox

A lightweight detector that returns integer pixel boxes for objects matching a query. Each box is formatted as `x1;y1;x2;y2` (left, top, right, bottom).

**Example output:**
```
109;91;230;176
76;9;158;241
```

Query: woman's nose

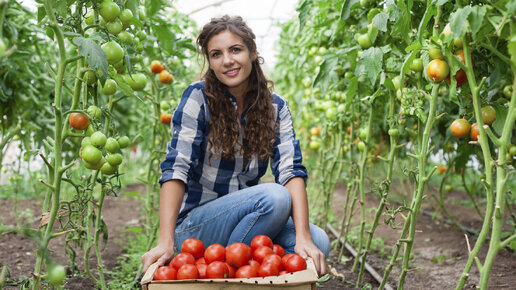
223;53;234;66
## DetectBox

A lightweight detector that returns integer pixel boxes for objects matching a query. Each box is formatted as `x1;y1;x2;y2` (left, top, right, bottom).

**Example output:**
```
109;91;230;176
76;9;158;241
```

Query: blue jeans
174;183;330;257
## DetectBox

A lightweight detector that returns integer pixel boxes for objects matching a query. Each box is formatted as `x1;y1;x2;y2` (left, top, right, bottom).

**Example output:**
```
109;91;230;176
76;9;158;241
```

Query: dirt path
331;182;516;289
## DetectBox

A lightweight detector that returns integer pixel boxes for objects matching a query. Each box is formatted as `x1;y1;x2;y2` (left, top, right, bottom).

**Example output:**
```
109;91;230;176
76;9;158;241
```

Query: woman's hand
294;238;327;276
141;242;175;273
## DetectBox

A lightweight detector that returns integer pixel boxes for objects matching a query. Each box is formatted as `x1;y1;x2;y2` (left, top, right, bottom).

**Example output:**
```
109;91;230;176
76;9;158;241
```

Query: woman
141;15;329;276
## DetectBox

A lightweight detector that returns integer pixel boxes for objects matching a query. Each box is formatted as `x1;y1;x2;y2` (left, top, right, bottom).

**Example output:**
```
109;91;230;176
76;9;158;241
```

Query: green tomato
90;131;107;147
359;128;368;139
367;8;381;23
357;141;365;151
360;0;372;7
318;47;327;55
445;185;453;193
138;9;146;21
119;9;133;24
101;79;117;95
308;46;317;56
135;42;144;53
117;136;130;148
325;107;337;119
84;10;95;26
509;144;516;157
99;0;120;22
105;137;120;153
87;105;101;120
388;128;399;137
106;153;123;166
160;101;170;111
84;70;97;85
453;37;463;48
356;33;372;49
428;47;443;60
81;137;92;147
345;71;354;79
503;85;513;99
101;41;124;65
107;18;123;35
118;31;134;45
82;145;102;164
100;162;118;175
309;139;321;150
392;76;401;91
47;265;66;286
481;105;496;125
136;30;147;41
124;73;147;91
410;58;423;72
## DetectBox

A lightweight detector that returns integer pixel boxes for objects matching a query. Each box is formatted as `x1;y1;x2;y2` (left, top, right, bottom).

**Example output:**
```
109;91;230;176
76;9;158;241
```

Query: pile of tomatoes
153;235;308;281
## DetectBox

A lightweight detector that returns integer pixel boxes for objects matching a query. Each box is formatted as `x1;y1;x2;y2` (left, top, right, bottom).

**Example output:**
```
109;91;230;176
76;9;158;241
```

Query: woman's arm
141;179;185;273
284;177;327;276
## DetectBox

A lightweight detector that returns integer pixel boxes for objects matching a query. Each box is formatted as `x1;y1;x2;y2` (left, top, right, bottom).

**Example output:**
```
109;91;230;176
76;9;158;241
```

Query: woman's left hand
294;238;327;276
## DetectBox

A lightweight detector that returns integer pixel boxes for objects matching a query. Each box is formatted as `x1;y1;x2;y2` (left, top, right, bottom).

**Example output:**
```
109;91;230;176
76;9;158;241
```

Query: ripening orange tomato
450;118;471;138
159;70;174;84
470;122;480;141
150;60;164;74
427;59;450;83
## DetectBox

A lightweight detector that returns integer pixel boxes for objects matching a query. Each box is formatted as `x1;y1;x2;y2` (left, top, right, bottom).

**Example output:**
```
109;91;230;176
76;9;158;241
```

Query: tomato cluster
153;235;308;281
79;126;130;175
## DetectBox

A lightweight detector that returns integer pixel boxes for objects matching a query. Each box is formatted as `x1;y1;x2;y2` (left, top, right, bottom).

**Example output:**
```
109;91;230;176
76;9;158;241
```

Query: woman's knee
258;183;292;213
310;224;331;257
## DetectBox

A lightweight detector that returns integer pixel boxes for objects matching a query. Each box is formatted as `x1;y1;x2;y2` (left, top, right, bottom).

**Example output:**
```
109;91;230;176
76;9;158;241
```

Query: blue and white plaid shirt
159;81;307;221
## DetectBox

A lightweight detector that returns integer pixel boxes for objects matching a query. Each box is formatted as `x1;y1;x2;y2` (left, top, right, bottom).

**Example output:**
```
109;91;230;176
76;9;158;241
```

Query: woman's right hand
141;242;175;273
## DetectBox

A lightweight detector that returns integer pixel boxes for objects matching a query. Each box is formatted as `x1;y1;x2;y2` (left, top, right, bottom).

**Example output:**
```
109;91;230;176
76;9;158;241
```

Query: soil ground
1;183;515;289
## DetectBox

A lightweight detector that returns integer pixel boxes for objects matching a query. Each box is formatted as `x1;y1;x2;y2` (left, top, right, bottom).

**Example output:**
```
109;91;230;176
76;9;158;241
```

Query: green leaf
125;227;143;234
417;3;436;43
468;5;486;41
37;6;46;23
72;37;108;80
151;24;176;54
297;0;311;34
340;0;359;21
124;191;140;197
355;47;383;86
313;54;339;91
345;77;358;112
392;0;410;43
449;6;473;39
145;0;166;18
372;12;388;32
55;0;68;19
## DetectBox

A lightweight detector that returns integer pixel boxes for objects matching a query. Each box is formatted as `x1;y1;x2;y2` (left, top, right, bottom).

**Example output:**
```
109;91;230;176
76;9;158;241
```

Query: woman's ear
251;51;258;62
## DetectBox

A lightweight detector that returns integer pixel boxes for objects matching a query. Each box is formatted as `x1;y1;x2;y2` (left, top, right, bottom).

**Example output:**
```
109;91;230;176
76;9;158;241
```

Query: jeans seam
175;199;264;235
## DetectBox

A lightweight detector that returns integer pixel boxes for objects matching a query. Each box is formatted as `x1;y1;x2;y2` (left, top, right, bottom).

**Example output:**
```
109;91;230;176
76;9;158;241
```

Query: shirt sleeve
270;98;308;185
159;85;206;187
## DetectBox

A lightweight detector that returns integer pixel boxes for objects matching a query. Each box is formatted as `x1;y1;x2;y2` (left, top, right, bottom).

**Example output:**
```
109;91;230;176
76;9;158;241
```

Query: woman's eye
211;52;220;58
232;47;241;53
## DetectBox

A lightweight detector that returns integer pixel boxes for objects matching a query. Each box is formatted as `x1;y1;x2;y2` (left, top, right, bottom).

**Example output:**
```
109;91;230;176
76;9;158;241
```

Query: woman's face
207;30;255;98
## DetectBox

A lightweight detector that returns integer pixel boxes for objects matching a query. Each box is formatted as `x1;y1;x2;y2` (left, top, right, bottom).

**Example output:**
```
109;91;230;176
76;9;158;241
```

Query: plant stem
352;102;374;272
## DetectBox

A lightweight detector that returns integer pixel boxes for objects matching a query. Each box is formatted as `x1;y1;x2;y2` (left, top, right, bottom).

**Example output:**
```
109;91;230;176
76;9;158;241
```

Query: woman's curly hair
197;15;276;162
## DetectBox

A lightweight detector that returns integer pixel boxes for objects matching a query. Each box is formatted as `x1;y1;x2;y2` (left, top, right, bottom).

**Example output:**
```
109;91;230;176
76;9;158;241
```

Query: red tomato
171;253;195;270
206;261;229;279
248;259;260;271
272;244;285;257
196;263;207;279
262;254;284;271
236;265;258;278
281;253;295;267
204;243;226;264
153;266;176;280
253;246;274;263
279;270;288;275
251;235;273;252
226;242;251;268
69;113;90;130
257;262;279;277
195;257;206;265
284;254;307;273
176;264;199;280
182;238;205;259
470;122;480;141
224;262;236;278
